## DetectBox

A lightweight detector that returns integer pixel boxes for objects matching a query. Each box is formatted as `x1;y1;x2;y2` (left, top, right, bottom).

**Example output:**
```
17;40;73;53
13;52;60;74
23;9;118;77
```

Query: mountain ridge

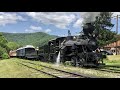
1;32;58;47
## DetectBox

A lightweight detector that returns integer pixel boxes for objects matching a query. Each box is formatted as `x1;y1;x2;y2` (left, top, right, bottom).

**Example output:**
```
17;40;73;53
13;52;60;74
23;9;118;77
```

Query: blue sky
0;12;119;36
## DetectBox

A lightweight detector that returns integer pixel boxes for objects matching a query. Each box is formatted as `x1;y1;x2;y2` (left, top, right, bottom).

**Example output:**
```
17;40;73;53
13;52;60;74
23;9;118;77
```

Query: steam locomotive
14;22;104;67
38;23;104;67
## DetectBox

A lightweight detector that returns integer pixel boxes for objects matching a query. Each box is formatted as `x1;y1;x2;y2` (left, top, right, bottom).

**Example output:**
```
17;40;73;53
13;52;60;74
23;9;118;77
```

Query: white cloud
0;12;26;26
26;12;102;29
25;29;34;33
45;29;51;33
12;31;17;33
112;12;120;18
25;29;42;33
25;25;52;33
73;18;83;28
26;12;76;29
30;25;42;30
25;25;42;33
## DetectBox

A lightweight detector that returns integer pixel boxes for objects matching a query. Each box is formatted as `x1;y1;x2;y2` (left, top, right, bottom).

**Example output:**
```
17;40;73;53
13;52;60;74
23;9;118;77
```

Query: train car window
25;48;35;53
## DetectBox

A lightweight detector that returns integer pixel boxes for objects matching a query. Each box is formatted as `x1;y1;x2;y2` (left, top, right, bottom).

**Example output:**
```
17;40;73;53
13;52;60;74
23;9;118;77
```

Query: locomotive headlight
73;36;76;39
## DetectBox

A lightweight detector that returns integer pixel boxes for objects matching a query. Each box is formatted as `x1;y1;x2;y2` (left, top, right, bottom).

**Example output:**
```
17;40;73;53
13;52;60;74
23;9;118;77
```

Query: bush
0;46;6;55
6;42;20;51
103;55;107;58
64;61;72;66
0;46;9;59
1;53;10;59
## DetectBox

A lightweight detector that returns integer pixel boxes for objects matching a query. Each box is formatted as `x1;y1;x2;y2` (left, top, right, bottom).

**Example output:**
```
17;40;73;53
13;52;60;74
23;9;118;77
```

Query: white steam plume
80;12;100;25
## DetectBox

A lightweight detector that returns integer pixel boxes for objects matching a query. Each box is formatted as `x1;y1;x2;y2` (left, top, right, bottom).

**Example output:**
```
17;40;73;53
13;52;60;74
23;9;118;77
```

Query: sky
0;12;119;36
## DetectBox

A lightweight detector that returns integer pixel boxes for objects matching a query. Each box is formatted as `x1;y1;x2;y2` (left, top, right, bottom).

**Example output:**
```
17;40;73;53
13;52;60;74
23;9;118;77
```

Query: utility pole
116;15;118;55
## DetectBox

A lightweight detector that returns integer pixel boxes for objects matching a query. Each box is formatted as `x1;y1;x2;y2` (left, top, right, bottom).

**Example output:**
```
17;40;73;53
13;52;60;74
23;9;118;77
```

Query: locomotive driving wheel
71;56;77;66
79;58;85;67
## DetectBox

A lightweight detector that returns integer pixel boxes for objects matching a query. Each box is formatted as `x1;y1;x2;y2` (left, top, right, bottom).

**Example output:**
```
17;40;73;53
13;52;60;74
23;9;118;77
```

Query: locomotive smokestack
83;23;95;36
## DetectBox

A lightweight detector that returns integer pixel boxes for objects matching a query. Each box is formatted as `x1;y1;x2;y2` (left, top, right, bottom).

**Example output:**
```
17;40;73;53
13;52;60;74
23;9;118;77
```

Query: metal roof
17;45;35;50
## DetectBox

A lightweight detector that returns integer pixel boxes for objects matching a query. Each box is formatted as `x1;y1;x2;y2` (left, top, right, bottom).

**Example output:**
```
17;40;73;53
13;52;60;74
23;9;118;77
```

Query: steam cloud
80;12;100;25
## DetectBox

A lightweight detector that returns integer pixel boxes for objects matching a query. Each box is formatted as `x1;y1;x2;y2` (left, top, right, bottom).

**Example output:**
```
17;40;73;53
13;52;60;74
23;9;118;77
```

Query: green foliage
0;33;10;59
1;53;9;59
64;61;72;66
0;46;9;59
0;46;7;55
2;32;57;47
0;33;7;43
94;12;117;46
6;42;20;50
0;33;8;48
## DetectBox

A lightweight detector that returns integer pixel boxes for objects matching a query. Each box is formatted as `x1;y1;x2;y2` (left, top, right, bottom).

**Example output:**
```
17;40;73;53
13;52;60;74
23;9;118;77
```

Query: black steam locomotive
38;23;104;67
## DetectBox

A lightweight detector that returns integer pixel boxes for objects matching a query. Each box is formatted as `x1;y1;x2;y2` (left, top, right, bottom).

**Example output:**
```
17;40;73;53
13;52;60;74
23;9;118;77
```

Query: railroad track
91;67;120;74
17;61;97;78
82;66;120;74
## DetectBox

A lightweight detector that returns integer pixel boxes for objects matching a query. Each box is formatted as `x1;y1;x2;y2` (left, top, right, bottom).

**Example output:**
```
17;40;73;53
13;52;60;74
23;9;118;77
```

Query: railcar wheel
79;58;85;67
40;56;45;62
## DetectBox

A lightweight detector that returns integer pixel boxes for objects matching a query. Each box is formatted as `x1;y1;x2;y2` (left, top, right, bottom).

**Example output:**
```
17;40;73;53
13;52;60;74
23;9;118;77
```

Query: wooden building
103;40;120;55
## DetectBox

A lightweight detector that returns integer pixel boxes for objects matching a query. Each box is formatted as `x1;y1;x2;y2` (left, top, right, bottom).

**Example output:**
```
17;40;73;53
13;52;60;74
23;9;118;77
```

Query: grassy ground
18;58;120;78
0;58;53;78
106;55;120;61
0;57;120;78
104;55;120;65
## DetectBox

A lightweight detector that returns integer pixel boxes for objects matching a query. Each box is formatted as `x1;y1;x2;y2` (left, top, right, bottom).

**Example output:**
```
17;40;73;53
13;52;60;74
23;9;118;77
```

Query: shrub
0;46;6;55
1;53;10;59
102;55;107;59
0;46;9;59
64;61;72;66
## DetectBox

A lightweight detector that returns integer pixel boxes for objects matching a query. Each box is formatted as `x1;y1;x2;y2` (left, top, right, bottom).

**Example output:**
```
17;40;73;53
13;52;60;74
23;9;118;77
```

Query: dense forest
2;32;57;47
0;33;10;59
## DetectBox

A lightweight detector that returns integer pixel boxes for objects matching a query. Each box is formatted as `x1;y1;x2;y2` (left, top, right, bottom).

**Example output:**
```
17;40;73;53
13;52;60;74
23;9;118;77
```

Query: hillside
2;32;57;47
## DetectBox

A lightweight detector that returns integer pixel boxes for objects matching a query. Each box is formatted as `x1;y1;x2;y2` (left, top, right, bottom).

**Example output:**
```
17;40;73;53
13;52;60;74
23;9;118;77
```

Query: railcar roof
49;36;69;42
17;45;35;50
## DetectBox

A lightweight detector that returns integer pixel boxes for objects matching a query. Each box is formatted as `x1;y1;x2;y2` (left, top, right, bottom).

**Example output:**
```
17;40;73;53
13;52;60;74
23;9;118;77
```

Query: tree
0;33;8;47
6;42;20;50
0;33;9;59
94;12;117;46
